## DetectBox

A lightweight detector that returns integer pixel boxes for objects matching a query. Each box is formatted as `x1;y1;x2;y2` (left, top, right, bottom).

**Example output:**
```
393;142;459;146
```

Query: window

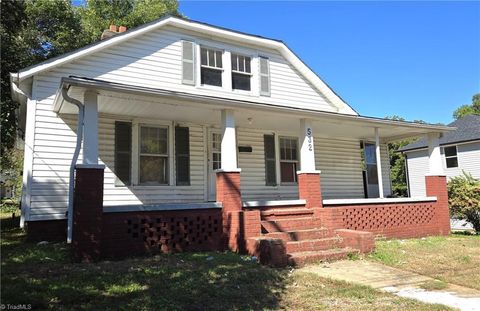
259;56;270;96
175;127;190;185
139;126;169;185
444;146;458;168
231;53;251;91
264;134;277;186
279;137;298;183
114;121;132;186
200;47;223;87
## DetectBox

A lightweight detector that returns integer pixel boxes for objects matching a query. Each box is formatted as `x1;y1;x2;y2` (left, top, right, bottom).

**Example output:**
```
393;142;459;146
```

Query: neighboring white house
400;115;480;197
10;16;452;236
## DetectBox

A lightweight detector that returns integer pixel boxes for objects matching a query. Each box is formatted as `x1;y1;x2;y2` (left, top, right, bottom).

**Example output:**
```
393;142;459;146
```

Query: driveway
301;260;480;311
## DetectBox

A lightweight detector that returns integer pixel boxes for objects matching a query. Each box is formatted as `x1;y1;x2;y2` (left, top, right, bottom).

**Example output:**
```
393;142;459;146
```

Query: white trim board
323;197;437;206
103;202;223;213
242;199;306;208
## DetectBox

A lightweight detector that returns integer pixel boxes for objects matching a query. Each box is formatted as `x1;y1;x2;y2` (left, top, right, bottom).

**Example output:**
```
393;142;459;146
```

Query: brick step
288;248;360;267
260;208;313;221
265;228;331;241
285;237;342;253
261;217;322;233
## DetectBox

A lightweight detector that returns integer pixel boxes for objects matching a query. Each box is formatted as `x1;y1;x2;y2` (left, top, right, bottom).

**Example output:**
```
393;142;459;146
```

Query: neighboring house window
279;137;298;183
139;126;169;185
263;134;277;186
200;47;223;87
444;146;458;168
231;53;251;91
175;126;190;186
114;121;132;186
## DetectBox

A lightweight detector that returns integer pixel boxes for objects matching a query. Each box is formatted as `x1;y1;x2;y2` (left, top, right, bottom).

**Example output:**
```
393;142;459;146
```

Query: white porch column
83;90;99;165
220;109;238;170
299;118;316;172
375;127;384;198
427;132;444;175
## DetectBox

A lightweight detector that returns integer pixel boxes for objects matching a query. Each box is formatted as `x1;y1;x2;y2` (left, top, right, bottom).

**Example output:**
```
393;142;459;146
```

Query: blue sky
179;1;480;124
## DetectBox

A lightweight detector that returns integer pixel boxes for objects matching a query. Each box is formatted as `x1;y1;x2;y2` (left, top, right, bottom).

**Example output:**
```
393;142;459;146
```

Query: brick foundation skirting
102;209;223;258
25;219;67;242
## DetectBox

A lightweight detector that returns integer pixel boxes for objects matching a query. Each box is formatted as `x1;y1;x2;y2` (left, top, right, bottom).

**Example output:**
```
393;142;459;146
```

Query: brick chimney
101;25;127;40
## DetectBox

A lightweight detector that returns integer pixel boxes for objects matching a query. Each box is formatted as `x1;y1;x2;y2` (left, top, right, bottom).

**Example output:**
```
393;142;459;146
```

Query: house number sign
307;127;313;151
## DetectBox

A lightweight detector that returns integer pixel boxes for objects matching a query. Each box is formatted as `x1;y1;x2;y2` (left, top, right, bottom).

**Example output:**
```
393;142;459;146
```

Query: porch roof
53;76;454;142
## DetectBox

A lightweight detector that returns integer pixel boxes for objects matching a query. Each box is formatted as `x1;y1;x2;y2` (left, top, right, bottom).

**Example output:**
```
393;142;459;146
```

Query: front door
208;131;222;201
364;142;380;198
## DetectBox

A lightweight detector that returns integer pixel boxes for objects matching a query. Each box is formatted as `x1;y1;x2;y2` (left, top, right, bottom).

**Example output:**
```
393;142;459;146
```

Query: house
400;115;480;197
10;16;453;265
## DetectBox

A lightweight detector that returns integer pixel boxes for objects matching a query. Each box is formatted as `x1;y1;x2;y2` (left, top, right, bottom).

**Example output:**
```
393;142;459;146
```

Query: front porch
55;76;452;265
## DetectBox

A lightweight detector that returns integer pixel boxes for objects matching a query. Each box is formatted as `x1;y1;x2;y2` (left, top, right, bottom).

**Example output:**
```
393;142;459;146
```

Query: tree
385;116;417;197
448;172;480;233
1;0;29;157
453;94;480;120
78;0;180;43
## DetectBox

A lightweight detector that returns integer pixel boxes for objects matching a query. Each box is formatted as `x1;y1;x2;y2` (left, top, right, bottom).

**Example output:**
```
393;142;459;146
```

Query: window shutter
264;134;276;186
182;40;195;85
114;121;132;186
175;126;190;185
259;56;270;96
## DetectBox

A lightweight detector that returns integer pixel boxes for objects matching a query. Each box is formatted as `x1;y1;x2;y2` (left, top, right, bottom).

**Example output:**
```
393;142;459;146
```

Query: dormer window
200;47;223;87
231;53;251;91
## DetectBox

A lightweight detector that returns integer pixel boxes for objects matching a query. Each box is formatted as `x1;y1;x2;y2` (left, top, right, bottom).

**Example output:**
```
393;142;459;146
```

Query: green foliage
453;93;480;120
448;172;480;233
385;116;417;197
1;149;24;202
78;0;180;43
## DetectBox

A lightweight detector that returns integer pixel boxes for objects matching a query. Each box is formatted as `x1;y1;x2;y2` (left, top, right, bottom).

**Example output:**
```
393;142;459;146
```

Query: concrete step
260;208;313;221
285;237;343;253
288;248;360;267
261;217;322;233
265;228;331;241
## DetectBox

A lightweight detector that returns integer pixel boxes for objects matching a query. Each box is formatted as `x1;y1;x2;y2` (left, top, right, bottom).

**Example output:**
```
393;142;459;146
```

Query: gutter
61;87;85;244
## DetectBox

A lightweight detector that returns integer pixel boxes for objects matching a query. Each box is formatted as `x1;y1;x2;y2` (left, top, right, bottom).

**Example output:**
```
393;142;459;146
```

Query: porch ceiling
54;76;454;142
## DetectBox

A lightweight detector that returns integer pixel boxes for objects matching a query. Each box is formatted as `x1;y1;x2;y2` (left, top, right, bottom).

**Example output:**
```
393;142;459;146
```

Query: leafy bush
448;172;480;233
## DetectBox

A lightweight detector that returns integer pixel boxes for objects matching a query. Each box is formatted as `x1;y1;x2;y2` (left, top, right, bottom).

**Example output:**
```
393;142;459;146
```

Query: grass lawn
0;211;451;310
369;234;480;290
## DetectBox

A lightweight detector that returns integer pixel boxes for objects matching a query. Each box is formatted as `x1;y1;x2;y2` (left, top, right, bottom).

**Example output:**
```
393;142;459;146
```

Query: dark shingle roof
399;115;480;152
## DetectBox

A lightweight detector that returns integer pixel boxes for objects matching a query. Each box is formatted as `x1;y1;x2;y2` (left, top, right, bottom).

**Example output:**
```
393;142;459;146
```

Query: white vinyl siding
315;138;365;199
33;26;337;112
237;128;298;201
381;144;392;197
24;25;368;220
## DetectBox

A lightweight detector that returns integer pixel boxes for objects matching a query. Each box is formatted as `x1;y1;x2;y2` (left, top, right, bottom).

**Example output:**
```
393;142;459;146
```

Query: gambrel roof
10;15;358;115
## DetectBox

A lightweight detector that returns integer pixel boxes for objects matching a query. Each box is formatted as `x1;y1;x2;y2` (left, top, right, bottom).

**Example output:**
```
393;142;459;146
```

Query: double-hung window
279;137;298;183
444;146;458;168
139;126;169;185
231;53;251;91
200;47;223;87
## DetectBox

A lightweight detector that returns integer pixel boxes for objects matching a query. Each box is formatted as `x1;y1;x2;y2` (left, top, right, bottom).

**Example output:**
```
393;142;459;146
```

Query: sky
179;1;480;124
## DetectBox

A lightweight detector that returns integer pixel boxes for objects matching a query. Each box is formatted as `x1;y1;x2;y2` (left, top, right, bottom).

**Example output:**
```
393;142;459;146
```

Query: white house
400;115;480;197
10;16;453;265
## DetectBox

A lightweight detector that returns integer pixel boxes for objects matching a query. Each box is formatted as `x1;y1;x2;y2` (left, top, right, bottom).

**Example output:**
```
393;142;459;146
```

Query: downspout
61;87;84;243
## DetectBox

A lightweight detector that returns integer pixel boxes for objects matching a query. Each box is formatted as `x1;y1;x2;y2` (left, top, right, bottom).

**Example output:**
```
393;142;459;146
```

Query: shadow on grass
1;228;288;310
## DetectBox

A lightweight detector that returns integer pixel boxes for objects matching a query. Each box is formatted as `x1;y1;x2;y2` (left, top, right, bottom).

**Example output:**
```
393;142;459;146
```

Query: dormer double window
181;40;270;96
